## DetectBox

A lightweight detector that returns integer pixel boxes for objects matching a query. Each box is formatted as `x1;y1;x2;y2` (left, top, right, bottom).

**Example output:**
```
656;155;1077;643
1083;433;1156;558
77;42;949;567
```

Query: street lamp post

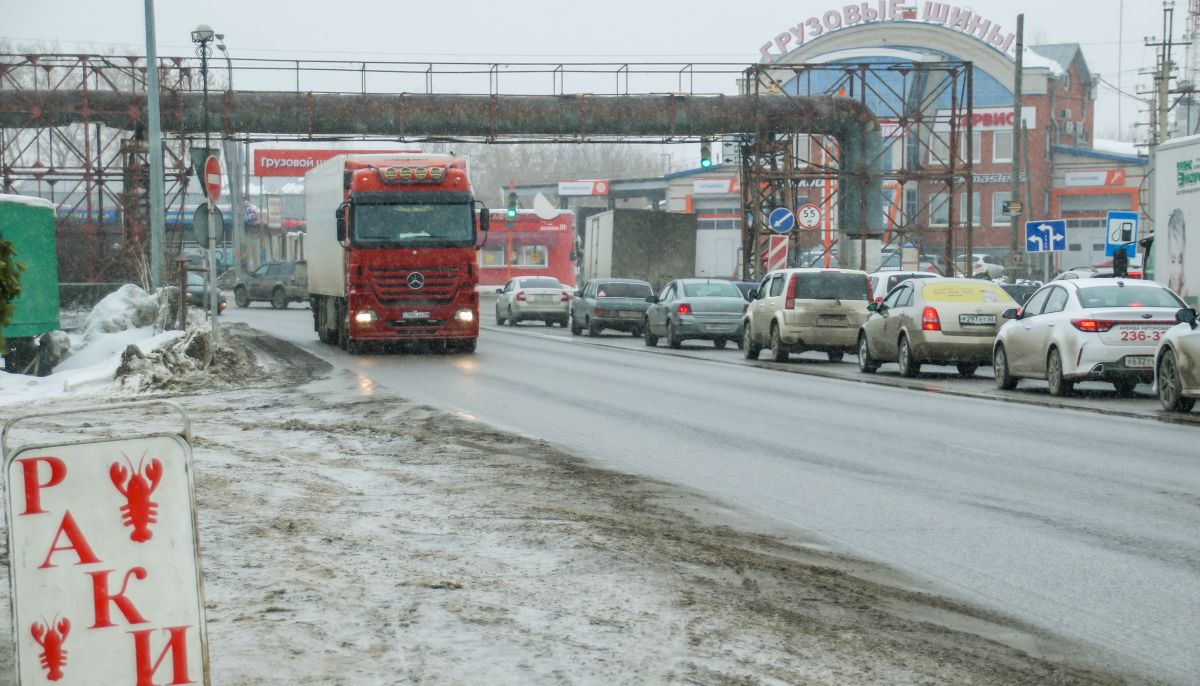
215;35;244;282
191;24;220;346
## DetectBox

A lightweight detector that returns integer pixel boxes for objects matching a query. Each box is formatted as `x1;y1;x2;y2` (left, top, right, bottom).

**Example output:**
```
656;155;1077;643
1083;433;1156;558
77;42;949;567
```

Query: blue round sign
768;207;795;233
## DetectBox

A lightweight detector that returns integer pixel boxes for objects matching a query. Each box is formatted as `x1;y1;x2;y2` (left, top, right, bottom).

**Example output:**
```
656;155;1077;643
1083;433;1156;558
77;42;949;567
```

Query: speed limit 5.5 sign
797;204;822;230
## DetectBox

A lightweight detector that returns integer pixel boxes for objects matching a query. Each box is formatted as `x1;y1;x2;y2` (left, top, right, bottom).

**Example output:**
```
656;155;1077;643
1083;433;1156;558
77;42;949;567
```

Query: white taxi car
992;278;1186;396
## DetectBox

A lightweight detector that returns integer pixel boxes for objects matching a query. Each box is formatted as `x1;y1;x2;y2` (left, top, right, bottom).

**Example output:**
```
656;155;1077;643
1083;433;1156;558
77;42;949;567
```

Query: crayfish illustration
110;454;164;543
31;616;70;681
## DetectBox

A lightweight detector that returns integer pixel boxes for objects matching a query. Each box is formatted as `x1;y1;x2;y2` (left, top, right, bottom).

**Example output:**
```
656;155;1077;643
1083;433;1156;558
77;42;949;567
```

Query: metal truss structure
740;61;974;279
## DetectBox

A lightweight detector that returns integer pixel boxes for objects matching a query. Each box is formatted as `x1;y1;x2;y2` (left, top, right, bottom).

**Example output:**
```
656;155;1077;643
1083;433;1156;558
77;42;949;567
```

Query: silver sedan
643;279;746;349
495;276;570;327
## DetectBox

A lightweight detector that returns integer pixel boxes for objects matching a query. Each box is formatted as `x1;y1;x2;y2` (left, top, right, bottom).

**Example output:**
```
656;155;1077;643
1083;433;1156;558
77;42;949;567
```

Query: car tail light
921;306;941;331
560;292;570;302
516;291;527;302
1071;319;1115;332
677;303;692;315
785;274;797;309
596;308;607;317
865;276;873;303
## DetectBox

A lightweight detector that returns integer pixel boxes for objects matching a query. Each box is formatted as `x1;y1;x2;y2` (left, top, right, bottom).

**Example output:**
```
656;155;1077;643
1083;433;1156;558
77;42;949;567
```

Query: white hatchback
992;278;1186;396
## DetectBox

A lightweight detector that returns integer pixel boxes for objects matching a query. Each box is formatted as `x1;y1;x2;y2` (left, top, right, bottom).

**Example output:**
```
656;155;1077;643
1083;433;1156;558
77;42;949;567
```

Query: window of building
512;244;548;267
480;243;507;267
930;192;950;226
992;130;1014;163
991;191;1013;224
959;192;982;225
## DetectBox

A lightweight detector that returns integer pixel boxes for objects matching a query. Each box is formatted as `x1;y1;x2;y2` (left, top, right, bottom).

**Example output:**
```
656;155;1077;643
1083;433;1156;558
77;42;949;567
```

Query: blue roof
1051;145;1146;165
663;163;737;180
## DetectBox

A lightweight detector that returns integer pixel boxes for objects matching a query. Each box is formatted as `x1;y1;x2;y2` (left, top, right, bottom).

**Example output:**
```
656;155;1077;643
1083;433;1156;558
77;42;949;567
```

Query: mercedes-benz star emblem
407;272;425;289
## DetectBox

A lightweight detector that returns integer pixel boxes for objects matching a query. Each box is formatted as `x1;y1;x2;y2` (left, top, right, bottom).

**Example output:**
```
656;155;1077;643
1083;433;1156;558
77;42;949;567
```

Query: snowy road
224;303;1200;684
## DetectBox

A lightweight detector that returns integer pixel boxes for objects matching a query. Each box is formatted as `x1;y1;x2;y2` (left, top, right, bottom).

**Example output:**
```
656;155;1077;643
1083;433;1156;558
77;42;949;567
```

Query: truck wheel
234;286;249;308
271;287;287;310
456;339;478;354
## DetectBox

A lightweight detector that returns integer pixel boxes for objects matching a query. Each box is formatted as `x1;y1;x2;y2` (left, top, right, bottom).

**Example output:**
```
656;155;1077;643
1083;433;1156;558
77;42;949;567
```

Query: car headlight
454;309;475;323
354;309;378;324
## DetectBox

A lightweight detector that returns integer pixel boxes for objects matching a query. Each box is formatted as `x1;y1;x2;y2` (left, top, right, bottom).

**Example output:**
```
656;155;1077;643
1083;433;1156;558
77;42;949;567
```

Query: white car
992;278;1186;396
955;253;1005;279
1155;307;1200;412
495;276;570;326
867;270;940;303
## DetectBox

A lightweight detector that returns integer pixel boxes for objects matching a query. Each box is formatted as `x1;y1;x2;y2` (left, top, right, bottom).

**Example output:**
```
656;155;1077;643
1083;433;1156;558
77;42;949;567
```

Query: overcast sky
1;0;1177;141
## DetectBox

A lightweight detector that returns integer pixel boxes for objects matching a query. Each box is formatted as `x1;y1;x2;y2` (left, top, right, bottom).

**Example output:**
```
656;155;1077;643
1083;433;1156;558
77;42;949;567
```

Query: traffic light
699;138;713;169
1113;246;1129;277
506;192;518;227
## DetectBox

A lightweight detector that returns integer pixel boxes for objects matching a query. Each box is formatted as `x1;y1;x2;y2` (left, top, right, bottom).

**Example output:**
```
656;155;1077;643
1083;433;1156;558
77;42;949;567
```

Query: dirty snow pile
0;284;247;403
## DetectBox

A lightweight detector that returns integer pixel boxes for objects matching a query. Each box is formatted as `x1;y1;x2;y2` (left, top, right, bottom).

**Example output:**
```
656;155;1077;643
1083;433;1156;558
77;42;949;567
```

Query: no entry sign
3;401;209;685
203;155;222;203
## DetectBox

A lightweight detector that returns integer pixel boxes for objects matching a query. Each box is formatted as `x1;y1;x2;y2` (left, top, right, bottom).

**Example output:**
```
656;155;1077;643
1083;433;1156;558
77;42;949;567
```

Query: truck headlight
454;309;475;323
354;309;378;325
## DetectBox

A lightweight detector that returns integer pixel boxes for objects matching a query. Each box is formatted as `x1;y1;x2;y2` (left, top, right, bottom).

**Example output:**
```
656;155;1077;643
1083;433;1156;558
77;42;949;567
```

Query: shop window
512;244;548;267
480;244;507;267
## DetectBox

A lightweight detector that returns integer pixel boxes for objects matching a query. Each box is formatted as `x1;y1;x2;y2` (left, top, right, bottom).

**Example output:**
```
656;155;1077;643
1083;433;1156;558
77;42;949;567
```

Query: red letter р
129;626;195;686
17;456;66;515
38;511;101;569
88;567;150;628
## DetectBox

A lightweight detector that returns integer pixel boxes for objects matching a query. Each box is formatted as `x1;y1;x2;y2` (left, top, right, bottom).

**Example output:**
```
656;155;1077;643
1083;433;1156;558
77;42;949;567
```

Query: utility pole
192;24;220;347
1007;14;1025;278
143;0;165;289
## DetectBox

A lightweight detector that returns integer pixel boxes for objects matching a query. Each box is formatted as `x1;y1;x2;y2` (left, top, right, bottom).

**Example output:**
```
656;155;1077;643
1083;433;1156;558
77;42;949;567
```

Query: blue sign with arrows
768;207;795;234
1025;220;1067;253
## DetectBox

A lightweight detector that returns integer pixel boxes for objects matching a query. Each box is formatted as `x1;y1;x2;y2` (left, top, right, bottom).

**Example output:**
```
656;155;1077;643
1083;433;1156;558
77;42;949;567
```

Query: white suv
743;268;872;362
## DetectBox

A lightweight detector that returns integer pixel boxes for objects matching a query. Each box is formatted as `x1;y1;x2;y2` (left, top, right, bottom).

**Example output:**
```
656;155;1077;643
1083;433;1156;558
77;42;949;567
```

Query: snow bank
0;192;54;210
79;284;160;341
1093;138;1143;158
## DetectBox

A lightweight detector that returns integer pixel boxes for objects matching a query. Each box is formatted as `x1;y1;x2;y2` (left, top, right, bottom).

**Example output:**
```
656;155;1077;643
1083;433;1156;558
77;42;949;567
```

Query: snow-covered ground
0;289;1138;684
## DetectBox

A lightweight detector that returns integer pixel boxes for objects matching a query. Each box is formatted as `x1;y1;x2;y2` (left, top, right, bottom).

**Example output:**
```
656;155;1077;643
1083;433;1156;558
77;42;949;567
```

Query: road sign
768;207;795;233
763;235;789;271
796;203;822;230
1002;200;1023;216
203;155;222;202
191;204;223;245
3;402;209;686
1105;210;1140;257
1025;219;1067;253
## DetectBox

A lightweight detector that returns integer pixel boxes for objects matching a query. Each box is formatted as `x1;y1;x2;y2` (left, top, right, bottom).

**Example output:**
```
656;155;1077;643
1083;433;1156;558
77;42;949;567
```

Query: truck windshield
353;203;474;247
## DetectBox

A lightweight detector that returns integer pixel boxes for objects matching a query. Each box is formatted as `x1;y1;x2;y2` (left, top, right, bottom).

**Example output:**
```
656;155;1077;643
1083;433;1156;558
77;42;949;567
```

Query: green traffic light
506;207;517;219
700;158;713;169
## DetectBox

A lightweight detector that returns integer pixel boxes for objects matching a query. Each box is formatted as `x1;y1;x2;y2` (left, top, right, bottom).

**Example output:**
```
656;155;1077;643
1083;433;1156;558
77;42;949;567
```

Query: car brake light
516;291;526;302
785;274;797;309
865;276;873;303
1071;319;1115;332
677;303;692;315
560;292;570;302
922;306;941;331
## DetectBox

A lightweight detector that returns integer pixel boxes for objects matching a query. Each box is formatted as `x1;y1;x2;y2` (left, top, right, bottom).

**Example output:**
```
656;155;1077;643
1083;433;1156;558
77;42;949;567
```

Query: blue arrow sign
768;207;795;234
1025;220;1067;253
1105;210;1139;257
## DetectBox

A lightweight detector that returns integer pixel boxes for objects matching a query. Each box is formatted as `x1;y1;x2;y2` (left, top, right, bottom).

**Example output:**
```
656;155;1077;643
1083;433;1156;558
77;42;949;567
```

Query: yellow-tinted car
858;278;1015;377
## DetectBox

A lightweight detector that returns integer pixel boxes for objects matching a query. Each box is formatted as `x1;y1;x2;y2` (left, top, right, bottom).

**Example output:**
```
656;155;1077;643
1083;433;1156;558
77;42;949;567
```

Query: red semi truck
306;154;489;353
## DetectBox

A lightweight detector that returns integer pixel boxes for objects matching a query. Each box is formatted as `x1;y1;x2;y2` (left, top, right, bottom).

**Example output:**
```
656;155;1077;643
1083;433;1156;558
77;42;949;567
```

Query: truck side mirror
335;203;348;243
479;207;490;232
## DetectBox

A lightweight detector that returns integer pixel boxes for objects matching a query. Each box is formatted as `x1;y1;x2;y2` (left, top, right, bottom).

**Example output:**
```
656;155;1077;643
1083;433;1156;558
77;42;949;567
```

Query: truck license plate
402;311;430;319
1124;355;1154;369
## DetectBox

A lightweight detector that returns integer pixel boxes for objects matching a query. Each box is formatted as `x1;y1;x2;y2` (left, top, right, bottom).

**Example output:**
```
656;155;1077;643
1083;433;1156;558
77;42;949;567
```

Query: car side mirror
495;288;504;294
1177;307;1198;329
1002;307;1019;320
748;289;758;300
866;302;879;313
645;296;657;303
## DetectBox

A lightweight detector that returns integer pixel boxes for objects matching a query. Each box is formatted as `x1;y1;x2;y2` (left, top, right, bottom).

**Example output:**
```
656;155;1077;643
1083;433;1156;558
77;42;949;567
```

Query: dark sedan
570;278;654;337
186;271;226;314
644;278;746;349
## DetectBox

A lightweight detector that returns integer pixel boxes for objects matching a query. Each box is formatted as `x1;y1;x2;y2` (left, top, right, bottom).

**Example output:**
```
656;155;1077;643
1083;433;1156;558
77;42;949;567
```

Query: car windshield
793;273;869;301
682;281;740;298
521;277;562;289
186;272;204;286
1077;285;1184;309
354;202;474;247
596;282;652;299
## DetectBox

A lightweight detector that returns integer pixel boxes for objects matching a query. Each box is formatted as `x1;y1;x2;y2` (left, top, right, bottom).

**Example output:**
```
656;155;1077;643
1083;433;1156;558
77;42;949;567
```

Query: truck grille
368;265;460;305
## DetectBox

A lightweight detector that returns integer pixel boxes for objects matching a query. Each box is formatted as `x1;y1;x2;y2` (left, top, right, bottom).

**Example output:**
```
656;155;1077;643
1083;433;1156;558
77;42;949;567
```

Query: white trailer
1151;135;1200;307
